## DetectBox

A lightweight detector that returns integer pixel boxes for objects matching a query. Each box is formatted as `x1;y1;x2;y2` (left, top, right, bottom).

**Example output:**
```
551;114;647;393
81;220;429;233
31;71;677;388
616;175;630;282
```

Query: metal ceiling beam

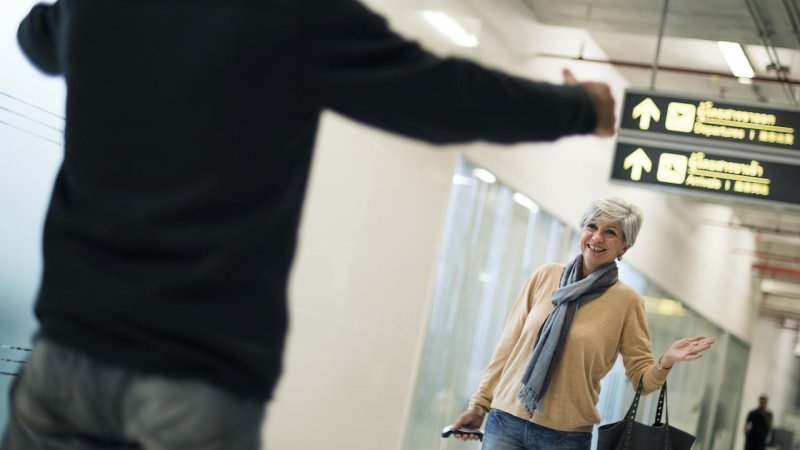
650;0;670;89
762;290;800;300
744;0;798;105
733;249;800;264
779;0;800;49
759;293;800;322
759;302;800;315
759;309;800;321
536;53;800;88
752;262;800;277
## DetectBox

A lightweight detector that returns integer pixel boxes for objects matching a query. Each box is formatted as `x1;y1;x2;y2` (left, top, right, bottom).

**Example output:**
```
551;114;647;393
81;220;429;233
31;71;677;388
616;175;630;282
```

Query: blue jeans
1;338;265;450
482;409;591;450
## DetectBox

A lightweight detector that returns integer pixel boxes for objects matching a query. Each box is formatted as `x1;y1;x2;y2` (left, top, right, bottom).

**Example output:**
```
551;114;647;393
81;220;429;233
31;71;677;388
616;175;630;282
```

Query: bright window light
472;168;496;184
421;10;478;48
512;192;540;212
717;41;754;79
451;174;473;185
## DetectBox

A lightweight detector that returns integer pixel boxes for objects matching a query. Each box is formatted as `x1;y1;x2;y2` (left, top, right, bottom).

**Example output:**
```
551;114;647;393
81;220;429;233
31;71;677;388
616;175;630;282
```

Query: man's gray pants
1;339;265;450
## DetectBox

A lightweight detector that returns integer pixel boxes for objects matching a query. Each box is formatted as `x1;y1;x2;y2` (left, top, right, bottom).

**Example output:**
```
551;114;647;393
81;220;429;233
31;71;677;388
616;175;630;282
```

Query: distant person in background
449;197;716;450
745;395;773;450
3;0;616;449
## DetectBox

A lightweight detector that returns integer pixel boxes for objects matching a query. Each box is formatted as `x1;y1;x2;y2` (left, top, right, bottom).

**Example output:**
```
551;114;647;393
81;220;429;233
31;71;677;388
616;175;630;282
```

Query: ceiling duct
744;0;797;104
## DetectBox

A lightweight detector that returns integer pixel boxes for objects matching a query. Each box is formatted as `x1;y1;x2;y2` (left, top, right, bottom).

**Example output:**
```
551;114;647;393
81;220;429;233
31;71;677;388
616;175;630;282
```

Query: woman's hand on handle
448;409;485;441
662;335;716;368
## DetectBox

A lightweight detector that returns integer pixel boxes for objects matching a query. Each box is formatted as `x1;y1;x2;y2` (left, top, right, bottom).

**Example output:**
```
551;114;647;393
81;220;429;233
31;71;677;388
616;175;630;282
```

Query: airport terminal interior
2;0;800;449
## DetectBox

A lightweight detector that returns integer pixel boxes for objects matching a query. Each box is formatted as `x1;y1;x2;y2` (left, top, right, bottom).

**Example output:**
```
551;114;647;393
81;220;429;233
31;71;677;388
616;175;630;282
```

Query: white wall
262;113;457;449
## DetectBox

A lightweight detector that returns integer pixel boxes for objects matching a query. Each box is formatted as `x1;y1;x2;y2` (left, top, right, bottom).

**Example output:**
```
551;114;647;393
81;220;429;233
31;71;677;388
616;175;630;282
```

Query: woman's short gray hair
578;197;643;248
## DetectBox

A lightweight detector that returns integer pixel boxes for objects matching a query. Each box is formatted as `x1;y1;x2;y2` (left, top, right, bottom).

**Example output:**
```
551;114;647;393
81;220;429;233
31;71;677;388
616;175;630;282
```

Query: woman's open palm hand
663;336;716;367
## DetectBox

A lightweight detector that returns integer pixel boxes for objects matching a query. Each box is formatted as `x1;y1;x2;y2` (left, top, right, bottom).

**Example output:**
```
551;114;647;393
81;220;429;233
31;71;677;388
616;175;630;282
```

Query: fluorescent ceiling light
421;10;478;48
717;41;754;78
513;192;540;212
472;168;496;184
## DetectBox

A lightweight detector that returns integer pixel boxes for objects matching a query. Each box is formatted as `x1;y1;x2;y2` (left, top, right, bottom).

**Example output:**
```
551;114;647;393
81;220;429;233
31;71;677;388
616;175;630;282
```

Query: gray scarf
517;254;618;416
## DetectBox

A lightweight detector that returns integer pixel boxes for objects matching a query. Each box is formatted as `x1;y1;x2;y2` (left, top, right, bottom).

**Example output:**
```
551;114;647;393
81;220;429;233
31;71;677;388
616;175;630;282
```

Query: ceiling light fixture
717;41;754;79
421;11;478;48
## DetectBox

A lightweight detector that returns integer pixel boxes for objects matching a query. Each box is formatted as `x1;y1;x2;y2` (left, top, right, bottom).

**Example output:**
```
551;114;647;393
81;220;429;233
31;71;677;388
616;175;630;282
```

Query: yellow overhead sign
616;90;800;207
620;147;769;196
612;143;792;203
622;92;800;152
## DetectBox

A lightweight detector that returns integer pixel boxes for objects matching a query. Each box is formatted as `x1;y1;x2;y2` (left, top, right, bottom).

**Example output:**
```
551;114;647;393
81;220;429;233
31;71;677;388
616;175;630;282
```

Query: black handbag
597;380;695;450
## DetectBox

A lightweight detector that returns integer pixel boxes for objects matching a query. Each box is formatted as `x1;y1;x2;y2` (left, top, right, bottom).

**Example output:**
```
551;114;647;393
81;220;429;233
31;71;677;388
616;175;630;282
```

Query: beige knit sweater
468;263;669;433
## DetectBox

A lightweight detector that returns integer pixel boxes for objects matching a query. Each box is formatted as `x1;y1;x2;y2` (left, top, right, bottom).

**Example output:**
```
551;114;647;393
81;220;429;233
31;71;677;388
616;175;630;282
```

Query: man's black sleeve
17;2;63;75
298;0;597;145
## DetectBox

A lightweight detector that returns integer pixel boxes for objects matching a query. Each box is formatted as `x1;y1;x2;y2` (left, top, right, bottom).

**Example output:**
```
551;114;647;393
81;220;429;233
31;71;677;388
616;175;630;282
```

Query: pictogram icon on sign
656;153;688;184
623;147;652;181
632;97;661;130
664;102;696;133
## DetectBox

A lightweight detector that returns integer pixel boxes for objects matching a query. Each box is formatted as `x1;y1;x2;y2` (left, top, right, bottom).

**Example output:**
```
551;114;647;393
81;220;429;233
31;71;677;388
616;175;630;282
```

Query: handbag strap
625;378;644;421
626;378;675;450
652;381;671;426
653;381;673;450
620;377;645;449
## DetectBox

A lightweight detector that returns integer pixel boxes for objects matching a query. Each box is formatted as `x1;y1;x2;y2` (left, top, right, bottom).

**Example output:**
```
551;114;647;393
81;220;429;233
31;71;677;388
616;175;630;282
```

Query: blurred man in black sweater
3;0;615;449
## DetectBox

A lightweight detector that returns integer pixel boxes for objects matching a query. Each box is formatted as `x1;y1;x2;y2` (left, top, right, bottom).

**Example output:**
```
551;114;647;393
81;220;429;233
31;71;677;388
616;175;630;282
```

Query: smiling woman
448;196;716;450
578;197;643;274
581;221;626;272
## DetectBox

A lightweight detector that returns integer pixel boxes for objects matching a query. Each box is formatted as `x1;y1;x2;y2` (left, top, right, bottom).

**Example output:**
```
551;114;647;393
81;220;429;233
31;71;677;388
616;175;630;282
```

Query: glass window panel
403;159;543;450
708;335;748;450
